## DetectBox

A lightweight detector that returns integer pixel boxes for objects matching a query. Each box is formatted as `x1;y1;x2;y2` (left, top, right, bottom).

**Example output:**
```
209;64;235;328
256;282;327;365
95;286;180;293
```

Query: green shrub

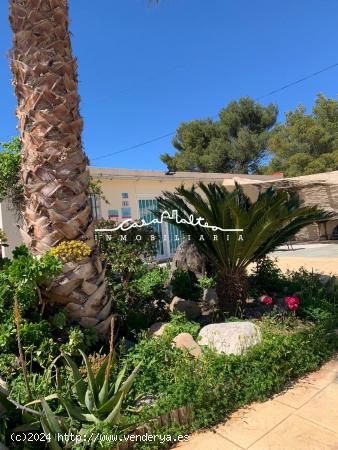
249;256;287;295
113;266;171;337
249;260;337;327
0;245;62;314
60;326;98;355
51;310;68;329
285;269;337;326
20;321;51;347
132;266;169;299
197;275;216;290
0;322;16;353
0;353;18;382
95;219;158;284
170;268;201;301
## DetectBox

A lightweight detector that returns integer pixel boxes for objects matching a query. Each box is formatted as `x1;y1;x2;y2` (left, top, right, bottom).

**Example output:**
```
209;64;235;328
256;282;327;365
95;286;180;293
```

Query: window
108;209;119;219
122;200;129;207
89;194;101;220
121;192;129;199
121;207;131;218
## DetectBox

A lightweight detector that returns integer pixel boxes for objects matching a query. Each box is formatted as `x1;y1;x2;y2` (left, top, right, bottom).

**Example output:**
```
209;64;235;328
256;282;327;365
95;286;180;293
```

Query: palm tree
9;1;112;336
156;183;331;314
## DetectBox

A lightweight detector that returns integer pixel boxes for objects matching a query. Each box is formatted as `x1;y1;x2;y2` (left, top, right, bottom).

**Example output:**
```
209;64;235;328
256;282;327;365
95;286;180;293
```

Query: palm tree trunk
9;0;112;337
216;269;248;316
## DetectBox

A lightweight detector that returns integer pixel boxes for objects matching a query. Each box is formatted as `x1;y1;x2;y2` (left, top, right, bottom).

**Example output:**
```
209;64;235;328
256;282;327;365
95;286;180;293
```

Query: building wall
0;200;22;257
94;171;280;222
97;177;207;221
249;171;338;241
94;176;227;259
5;168;335;259
93;171;338;246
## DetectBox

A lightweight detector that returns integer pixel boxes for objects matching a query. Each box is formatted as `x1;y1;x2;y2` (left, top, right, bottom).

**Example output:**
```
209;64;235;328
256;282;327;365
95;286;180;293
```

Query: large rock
202;288;218;306
172;333;202;359
171;240;206;278
198;322;261;355
149;322;169;338
169;296;201;320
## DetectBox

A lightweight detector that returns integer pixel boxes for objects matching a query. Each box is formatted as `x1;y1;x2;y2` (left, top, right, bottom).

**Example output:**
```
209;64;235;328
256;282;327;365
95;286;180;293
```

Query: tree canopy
161;95;338;177
263;94;338;177
161;97;278;173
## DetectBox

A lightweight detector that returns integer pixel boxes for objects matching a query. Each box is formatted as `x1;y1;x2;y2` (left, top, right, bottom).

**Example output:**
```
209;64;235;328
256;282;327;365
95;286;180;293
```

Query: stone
169;296;201;320
149;322;169;338
0;377;8;393
172;333;202;359
135;394;158;407
202;288;218;306
171;240;206;277
198;322;262;355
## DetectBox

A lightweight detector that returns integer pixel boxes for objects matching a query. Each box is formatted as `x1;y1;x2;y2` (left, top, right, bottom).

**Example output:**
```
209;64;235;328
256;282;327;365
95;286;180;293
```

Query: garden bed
1;238;337;450
119;315;338;449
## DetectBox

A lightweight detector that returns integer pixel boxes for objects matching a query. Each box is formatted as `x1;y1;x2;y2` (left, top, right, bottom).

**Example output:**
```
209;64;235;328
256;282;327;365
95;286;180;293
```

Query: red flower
261;295;273;305
284;296;300;311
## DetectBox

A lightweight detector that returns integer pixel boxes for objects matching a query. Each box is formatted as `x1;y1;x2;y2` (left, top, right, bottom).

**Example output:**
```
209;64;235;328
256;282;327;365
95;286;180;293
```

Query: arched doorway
331;224;338;240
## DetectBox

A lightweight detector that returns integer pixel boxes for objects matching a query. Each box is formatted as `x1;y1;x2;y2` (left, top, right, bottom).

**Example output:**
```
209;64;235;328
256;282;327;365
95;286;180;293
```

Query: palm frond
155;182;330;272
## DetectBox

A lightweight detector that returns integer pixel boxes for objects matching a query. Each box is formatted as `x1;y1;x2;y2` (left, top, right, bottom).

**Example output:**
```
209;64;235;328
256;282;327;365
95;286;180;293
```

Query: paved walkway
175;355;338;450
272;243;338;259
271;242;338;275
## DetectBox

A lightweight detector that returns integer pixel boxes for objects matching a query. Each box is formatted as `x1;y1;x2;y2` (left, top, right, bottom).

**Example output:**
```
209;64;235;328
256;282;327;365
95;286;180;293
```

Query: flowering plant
49;240;92;263
261;295;273;305
284;296;300;311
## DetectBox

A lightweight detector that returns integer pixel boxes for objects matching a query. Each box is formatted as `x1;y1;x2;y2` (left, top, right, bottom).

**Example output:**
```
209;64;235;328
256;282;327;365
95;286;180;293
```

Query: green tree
263;94;338;176
155;183;330;314
161;97;278;173
0;137;23;215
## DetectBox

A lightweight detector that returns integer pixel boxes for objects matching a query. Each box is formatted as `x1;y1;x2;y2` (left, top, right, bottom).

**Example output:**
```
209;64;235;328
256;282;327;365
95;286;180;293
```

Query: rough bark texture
9;0;112;336
216;270;248;316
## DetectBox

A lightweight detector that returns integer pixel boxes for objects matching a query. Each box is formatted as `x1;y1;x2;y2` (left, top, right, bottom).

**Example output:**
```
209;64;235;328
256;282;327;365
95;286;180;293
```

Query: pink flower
284;296;300;311
261;295;273;305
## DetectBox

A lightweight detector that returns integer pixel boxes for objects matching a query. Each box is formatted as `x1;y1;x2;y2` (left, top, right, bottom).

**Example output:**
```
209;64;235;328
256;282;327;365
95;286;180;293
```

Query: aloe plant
38;398;75;450
20;350;140;449
58;349;141;427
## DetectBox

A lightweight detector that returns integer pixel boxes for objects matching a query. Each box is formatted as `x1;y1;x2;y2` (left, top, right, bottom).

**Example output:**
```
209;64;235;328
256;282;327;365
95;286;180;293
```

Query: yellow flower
0;228;7;244
50;240;92;263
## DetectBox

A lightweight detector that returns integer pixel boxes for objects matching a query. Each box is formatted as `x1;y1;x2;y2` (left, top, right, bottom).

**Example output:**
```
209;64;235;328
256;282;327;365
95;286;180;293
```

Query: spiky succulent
59;349;141;426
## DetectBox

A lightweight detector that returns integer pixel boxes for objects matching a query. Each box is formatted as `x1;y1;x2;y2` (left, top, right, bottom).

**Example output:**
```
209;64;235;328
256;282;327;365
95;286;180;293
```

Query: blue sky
1;0;337;170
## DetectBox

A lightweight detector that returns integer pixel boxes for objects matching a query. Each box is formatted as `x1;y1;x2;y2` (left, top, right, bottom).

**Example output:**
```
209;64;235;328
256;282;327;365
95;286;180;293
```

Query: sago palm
156;183;331;314
9;0;111;335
